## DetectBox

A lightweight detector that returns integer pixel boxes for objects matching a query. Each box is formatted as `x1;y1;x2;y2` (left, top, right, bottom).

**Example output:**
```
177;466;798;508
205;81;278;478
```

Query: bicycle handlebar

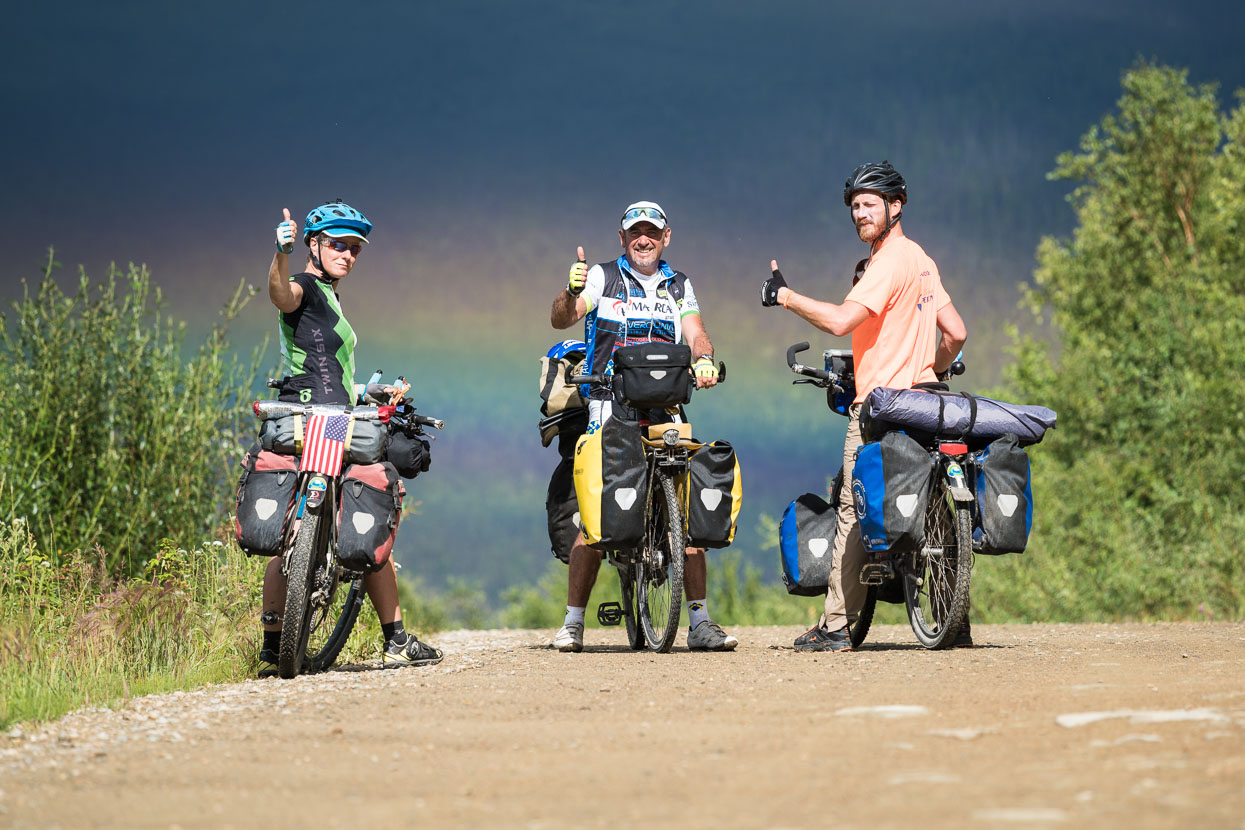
572;361;727;390
251;400;446;431
785;342;834;384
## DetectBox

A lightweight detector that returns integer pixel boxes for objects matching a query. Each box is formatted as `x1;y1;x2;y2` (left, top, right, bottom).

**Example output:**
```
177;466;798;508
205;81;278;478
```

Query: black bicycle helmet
843;161;907;206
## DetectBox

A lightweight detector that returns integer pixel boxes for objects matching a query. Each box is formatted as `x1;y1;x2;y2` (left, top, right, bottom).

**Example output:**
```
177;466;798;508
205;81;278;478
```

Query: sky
4;0;1243;594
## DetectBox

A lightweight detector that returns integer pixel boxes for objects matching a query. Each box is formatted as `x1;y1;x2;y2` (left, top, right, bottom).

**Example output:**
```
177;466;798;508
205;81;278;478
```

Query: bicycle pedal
597;602;624;626
859;562;894;586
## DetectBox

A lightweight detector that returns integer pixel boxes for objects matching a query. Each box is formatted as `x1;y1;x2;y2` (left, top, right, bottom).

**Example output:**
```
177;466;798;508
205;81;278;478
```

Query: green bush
988;62;1245;621
0;253;262;573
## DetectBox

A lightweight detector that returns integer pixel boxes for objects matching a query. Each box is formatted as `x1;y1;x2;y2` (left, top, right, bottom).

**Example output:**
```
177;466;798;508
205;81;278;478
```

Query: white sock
564;606;586;626
687;600;709;629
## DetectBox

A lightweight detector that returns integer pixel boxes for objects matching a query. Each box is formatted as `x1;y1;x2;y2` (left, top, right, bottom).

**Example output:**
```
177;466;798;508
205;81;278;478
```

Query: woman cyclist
257;201;441;677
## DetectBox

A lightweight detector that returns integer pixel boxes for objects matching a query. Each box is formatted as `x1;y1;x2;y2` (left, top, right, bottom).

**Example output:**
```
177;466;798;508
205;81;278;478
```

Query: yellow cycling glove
694;356;718;382
568;260;588;296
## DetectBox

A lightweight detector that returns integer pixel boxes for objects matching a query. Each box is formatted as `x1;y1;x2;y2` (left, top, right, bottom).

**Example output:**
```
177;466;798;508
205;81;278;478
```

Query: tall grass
0;252;262;572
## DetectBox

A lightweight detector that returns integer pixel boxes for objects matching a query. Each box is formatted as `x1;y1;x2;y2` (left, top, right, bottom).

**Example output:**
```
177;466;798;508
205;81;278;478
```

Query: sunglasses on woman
320;238;363;255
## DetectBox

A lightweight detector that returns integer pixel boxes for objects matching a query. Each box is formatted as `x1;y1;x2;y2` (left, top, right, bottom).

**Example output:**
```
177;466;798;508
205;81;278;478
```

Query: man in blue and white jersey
549;200;737;652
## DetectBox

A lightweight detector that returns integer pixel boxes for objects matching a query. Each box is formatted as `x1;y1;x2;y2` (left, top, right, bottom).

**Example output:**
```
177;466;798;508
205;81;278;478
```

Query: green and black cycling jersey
278;272;357;405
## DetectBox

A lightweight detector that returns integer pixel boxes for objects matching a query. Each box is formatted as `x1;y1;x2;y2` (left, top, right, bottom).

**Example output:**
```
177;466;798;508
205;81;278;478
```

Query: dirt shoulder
3;622;1243;829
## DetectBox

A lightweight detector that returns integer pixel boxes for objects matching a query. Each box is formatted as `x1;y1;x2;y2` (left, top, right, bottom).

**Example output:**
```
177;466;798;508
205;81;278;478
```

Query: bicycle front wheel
636;471;685;653
903;478;972;649
278;512;320;678
303;577;365;673
851;585;879;649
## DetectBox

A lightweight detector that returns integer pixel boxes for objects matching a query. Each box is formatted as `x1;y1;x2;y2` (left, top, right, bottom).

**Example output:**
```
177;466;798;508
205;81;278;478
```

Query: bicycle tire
903;478;972;649
278;512;320;678
303;578;365;673
617;563;645;651
637;471;685;653
851;585;879;648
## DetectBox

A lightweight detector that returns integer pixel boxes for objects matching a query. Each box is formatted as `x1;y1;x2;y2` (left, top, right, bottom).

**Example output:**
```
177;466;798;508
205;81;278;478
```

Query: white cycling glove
275;220;296;254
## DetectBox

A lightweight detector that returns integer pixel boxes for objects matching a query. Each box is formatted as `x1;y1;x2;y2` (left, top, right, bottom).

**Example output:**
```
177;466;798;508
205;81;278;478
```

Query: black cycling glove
761;268;788;307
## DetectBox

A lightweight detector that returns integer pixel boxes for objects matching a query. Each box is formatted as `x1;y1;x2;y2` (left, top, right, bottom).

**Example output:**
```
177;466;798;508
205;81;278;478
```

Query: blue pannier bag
852;431;933;555
779;491;837;596
972;434;1033;554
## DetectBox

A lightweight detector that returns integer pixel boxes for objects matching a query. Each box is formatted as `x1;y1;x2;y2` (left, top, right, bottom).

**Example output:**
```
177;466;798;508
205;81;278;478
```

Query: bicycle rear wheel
636;471;685;653
903;478;972;649
278;512;320;678
617;563;645;651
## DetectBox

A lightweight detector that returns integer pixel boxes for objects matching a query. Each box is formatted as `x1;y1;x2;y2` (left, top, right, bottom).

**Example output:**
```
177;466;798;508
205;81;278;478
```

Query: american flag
300;414;349;475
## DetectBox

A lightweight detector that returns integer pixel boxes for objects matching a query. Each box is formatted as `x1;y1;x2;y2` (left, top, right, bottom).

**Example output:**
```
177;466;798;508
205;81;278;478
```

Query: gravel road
3;622;1243;829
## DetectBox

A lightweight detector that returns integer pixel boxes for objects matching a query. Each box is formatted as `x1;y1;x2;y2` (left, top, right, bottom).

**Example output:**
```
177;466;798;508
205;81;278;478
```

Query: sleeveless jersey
580;256;700;402
277;272;357;405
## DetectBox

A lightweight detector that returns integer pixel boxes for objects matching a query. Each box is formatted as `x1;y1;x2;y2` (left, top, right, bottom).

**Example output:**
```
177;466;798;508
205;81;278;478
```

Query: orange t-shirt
845;236;949;403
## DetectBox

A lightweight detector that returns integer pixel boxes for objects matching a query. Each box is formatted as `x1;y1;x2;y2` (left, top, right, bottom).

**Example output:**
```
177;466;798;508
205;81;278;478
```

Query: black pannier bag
779;491;836;596
862;387;1057;447
851;430;934;555
336;462;404;573
235;444;298;557
613;342;694;410
546;453;581;564
972;433;1034;554
685;441;742;548
546;411;589;563
572;416;648;550
386;429;430;479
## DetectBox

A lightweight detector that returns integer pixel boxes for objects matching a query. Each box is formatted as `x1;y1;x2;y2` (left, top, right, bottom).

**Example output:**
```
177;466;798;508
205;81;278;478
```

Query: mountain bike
253;387;444;678
575;355;726;653
786;342;970;650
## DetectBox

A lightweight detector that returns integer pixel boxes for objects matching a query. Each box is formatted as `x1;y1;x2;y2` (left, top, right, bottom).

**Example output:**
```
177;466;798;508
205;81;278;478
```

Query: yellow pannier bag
572;417;648;550
684;440;742;548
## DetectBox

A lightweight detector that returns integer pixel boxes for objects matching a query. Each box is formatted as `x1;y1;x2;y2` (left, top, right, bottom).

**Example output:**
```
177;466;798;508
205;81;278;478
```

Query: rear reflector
939;442;968;455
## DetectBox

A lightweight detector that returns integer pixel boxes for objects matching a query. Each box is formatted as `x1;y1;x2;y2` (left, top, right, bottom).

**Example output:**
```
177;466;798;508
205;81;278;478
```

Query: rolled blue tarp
862;387;1057;446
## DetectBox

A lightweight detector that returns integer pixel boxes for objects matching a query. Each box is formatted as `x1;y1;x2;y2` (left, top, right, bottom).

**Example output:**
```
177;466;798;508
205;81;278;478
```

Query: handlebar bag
684;441;742;549
539;353;587;418
386;430;431;479
971;434;1033;554
336;462;404;572
235;444;298;557
343;419;389;465
572;416;648;550
852;430;934;555
613;343;694;411
779;492;836;596
862;387;1057;447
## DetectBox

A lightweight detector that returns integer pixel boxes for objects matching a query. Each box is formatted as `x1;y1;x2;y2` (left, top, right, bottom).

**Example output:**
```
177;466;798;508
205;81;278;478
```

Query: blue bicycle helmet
303;201;373;245
547;340;587;360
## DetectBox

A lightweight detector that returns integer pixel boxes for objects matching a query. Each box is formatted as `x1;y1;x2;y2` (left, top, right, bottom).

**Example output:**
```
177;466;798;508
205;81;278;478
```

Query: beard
856;221;881;243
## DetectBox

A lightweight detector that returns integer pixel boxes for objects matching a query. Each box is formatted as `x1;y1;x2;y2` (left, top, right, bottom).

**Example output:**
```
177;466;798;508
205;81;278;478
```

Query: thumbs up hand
275;208;297;254
567;246;588;296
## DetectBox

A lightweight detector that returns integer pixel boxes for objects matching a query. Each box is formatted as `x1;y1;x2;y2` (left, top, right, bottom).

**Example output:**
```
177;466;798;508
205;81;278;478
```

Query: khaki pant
823;405;868;631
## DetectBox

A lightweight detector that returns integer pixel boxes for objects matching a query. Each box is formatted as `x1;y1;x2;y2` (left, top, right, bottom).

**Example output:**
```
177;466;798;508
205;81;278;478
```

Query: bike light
939;442;968;455
252;401;260;417
663;428;680;446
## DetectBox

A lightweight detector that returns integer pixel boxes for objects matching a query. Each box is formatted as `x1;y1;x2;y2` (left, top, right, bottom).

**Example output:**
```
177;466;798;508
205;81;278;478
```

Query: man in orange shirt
761;161;968;652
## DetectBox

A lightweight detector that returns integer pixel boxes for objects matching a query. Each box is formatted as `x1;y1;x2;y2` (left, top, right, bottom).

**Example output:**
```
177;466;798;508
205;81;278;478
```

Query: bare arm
268;251;303;313
550;289;587;329
934;301;967;373
777;287;871;337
